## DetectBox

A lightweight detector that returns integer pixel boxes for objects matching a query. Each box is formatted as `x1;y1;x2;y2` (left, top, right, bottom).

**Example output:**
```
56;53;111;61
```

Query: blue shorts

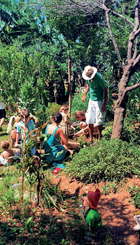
0;109;6;119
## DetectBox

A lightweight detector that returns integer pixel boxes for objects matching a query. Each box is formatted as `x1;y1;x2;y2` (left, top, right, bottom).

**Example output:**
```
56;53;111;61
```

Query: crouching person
80;189;102;243
0;140;14;166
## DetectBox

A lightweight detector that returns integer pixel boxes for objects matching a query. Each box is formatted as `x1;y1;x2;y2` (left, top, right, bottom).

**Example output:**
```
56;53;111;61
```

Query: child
10;119;22;148
59;104;72;144
74;110;98;137
15;109;36;155
0;140;14;166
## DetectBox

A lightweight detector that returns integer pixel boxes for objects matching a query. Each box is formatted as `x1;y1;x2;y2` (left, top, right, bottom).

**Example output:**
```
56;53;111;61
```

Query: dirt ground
49;173;140;245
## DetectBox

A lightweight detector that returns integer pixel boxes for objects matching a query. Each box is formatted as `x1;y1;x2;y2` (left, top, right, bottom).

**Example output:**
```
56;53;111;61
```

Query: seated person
16;109;36;145
74;110;98;137
59;104;75;144
16;109;36;155
44;113;76;164
59;104;71;144
10;122;22;148
7;108;39;135
0;140;14;166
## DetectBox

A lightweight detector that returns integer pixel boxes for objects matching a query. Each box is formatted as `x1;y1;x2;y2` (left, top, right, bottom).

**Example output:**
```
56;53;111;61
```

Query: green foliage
41;181;63;209
121;119;140;145
127;186;140;209
102;181;123;195
102;126;113;140
65;138;140;183
24;216;34;233
0;46;48;113
127;71;140;121
46;102;61;117
71;91;89;119
0;167;20;217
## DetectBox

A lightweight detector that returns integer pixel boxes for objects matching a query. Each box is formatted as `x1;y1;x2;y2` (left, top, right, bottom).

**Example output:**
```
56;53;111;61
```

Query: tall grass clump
65;138;140;183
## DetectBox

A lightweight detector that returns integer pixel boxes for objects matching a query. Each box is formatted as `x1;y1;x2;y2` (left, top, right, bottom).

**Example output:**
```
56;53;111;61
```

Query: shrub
71;91;89;120
46;103;61;117
121;118;140;145
65;138;140;183
128;186;140;209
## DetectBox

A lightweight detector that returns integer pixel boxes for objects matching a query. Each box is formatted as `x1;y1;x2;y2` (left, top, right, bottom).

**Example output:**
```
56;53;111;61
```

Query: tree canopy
0;0;140;138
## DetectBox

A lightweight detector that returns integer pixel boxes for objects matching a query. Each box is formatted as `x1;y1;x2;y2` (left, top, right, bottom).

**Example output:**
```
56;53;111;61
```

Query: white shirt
0;101;5;110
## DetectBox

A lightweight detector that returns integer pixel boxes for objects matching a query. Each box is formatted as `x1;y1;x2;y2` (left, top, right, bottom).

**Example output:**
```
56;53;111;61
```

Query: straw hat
82;65;97;80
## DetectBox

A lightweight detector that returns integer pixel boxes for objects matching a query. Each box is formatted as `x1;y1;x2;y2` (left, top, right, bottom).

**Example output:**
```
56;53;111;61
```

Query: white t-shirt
0;155;8;165
0;101;5;110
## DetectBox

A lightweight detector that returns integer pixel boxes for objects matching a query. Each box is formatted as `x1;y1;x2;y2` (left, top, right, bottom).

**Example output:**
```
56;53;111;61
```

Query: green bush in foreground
65;139;140;183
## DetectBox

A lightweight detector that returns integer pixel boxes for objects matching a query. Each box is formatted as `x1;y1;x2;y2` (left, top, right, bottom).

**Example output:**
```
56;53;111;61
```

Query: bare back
47;124;61;137
1;149;14;163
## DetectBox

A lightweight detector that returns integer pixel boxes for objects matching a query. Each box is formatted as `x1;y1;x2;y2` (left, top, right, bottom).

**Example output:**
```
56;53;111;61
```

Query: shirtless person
0;140;14;166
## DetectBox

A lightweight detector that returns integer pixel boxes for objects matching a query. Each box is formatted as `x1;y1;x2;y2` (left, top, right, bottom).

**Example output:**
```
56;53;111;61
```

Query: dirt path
49;173;140;245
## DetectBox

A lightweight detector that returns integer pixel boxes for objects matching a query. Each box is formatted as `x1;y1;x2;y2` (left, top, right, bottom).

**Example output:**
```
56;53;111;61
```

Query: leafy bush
128;186;140;209
71;91;89;119
121;119;140;145
65;138;140;183
46;103;61;117
102;126;112;140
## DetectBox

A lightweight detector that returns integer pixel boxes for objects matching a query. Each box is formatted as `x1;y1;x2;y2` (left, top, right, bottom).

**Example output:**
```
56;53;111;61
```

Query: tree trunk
68;57;71;116
111;105;126;139
111;64;132;139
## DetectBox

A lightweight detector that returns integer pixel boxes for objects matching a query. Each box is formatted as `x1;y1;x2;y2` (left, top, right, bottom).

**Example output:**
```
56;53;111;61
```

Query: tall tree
36;0;140;139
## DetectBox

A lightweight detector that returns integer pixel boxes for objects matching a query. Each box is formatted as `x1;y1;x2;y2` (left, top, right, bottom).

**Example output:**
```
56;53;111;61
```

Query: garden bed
0;167;139;245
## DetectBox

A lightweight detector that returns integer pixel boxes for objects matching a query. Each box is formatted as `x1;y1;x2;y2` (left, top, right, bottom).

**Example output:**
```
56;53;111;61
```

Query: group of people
0;108;38;166
0;65;108;166
0;65;108;239
43;65;107;240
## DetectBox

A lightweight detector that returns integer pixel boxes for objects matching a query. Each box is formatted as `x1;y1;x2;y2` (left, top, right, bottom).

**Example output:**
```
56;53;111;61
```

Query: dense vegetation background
0;0;139;130
0;1;140;244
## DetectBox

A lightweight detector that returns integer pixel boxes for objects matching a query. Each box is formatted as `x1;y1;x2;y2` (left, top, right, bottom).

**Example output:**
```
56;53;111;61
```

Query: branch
77;22;107;29
118;80;140;106
132;36;139;60
105;8;122;65
125;82;140;93
128;0;140;61
133;53;140;68
111;11;135;27
101;0;135;27
134;28;140;37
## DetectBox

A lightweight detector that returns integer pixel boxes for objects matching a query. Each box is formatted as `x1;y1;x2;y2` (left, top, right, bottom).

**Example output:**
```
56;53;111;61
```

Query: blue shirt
17;120;36;144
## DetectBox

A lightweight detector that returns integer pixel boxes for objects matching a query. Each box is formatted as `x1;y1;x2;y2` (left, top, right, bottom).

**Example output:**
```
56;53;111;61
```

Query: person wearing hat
82;189;102;233
82;66;108;142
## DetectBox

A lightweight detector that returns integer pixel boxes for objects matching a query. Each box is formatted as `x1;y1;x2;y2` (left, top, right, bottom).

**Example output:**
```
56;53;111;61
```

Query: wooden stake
68;57;71;116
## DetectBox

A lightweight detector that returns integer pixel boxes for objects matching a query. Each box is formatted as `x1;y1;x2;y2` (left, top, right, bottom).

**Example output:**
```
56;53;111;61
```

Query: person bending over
82;65;108;142
74;110;98;138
